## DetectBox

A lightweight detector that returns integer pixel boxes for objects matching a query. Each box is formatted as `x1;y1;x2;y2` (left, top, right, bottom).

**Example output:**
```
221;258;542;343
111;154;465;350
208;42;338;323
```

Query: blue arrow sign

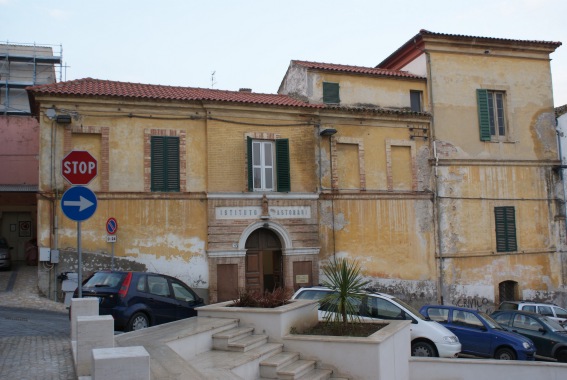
61;186;98;222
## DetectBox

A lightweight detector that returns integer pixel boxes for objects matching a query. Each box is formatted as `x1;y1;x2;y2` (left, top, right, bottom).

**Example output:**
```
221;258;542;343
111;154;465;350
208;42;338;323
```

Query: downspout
556;120;567;284
329;133;336;260
47;116;58;300
424;50;445;305
318;125;337;260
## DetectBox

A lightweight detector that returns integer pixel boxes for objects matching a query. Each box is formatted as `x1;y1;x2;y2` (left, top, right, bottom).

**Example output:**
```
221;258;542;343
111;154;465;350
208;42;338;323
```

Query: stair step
301;369;334;380
212;326;256;350
247;342;284;358
227;333;268;352
278;359;316;379
259;351;300;378
212;326;255;340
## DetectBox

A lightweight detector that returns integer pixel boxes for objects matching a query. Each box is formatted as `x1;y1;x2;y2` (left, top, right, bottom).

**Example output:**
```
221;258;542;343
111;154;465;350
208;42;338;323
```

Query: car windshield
295;289;330;300
84;272;125;288
539;315;566;332
479;311;502;329
391;297;426;320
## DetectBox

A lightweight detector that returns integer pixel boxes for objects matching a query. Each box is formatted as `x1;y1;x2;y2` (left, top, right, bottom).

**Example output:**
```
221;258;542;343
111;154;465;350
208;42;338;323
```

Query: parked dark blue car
420;305;535;360
75;271;205;331
491;310;567;362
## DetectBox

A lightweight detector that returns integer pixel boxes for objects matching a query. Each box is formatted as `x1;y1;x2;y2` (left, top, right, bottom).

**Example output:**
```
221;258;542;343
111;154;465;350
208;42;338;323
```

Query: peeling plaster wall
306;72;427;109
429;51;557;161
36;98;210;298
436;163;565;304
38;197;210;299
427;43;566;307
319;197;436;306
443;252;566;313
278;64;309;101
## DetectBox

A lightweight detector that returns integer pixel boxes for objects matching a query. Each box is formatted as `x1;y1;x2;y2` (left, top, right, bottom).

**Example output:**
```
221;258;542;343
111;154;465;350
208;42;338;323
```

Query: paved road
0;263;76;380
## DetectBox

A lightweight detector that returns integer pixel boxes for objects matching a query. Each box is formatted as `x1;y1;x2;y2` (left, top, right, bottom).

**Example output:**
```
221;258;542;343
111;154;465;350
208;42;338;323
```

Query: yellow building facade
29;30;565;310
377;30;564;310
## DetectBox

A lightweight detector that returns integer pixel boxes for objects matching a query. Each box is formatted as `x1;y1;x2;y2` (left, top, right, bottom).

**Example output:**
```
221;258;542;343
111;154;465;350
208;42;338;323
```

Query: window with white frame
247;137;290;192
252;140;274;191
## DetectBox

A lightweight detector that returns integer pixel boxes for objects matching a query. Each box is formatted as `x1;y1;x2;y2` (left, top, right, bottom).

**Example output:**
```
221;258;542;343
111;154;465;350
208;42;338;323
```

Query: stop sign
62;150;98;185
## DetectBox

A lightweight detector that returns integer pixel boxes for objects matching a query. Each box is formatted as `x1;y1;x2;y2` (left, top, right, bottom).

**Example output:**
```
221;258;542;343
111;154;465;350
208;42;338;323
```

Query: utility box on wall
50;249;59;264
39;247;51;261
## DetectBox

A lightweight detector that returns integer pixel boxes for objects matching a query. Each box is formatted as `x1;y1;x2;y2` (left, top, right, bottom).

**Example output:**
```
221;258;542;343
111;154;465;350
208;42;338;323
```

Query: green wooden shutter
247;137;253;191
323;82;340;104
151;136;166;191
151;136;179;192
165;137;180;192
477;89;491;141
495;207;517;252
275;139;290;192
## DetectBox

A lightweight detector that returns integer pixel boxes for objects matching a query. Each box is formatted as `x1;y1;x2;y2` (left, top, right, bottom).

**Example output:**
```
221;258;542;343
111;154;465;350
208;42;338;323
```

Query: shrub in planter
320;257;370;325
232;287;293;308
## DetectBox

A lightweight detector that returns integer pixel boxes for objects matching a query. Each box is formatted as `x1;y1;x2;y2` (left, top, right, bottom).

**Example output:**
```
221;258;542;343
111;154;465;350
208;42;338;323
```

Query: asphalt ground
0;262;75;380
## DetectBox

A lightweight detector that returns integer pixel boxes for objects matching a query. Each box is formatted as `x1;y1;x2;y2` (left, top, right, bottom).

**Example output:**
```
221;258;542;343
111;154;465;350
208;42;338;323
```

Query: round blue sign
106;217;118;234
61;186;98;222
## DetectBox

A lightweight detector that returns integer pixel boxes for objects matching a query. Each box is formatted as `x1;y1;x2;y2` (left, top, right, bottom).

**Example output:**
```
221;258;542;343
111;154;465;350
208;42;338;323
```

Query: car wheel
127;312;149;331
494;347;516;360
411;341;437;357
556;349;567;363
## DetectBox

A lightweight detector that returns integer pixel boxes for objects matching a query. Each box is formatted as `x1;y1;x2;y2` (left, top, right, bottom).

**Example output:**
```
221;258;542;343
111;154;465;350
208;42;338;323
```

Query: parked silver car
498;301;567;327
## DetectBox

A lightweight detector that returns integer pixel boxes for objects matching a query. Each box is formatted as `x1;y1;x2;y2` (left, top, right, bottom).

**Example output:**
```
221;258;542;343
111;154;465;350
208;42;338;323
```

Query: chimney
239;88;252;93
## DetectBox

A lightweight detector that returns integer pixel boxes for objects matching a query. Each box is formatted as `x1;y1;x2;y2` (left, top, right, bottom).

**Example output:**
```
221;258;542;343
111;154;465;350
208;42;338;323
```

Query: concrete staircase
211;326;347;380
114;316;349;379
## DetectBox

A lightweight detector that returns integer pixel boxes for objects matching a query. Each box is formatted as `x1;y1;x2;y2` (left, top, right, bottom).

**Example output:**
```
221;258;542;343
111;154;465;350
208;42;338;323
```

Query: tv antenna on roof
211;71;217;88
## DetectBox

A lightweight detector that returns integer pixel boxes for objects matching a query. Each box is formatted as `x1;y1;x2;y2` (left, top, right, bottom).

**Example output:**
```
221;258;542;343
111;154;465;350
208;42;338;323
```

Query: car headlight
523;342;531;349
443;335;459;343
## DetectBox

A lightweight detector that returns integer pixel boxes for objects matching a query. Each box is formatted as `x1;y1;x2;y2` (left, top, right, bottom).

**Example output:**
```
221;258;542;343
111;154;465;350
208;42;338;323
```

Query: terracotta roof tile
27;78;322;108
292;60;424;79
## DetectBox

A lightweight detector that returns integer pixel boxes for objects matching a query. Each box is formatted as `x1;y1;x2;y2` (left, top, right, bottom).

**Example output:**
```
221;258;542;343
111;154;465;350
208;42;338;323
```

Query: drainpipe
433;140;444;305
423;50;444;305
319;127;338;260
556;121;567;284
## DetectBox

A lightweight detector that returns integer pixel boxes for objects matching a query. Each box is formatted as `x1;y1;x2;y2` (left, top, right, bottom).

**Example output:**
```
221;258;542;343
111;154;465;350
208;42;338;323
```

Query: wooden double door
245;228;283;292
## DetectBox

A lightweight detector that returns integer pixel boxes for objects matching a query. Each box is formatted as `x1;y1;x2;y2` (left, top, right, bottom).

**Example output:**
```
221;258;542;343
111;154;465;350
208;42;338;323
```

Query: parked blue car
420;305;535;360
74;271;205;331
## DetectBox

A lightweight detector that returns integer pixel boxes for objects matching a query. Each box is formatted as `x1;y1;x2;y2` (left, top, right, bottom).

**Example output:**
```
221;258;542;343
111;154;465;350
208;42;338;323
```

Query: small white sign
106;235;117;243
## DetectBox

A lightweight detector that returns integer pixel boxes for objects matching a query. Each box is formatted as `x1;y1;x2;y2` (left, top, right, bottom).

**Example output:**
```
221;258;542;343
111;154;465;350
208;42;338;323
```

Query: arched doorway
245;228;283;292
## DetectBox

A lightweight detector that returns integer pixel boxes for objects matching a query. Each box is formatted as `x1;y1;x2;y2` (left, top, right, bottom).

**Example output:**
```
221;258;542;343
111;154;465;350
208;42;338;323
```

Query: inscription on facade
216;206;311;220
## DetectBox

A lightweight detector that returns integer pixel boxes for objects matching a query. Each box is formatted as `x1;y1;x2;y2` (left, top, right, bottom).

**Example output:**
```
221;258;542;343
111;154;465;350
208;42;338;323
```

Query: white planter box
197;299;318;342
284;320;411;380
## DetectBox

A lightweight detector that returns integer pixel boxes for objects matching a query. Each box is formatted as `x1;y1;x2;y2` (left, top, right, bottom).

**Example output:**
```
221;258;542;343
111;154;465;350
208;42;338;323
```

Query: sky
2;0;567;106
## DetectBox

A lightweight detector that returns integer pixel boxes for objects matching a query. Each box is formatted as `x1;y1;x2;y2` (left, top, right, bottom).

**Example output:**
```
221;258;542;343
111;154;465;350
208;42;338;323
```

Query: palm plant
320;258;371;325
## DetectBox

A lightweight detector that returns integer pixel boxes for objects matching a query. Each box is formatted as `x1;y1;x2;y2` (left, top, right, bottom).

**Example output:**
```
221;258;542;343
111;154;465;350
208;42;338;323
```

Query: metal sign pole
111;242;115;271
78;221;82;298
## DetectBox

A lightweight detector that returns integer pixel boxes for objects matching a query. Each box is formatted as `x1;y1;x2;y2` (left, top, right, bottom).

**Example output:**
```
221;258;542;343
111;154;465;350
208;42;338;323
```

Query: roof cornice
378;29;562;70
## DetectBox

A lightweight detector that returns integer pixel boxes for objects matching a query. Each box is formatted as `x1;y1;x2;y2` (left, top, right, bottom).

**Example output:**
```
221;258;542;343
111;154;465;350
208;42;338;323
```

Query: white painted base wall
410;357;566;380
